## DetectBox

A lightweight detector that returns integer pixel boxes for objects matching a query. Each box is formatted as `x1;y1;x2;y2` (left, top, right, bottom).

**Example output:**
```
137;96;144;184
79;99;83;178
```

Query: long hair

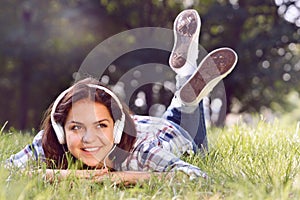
41;77;137;169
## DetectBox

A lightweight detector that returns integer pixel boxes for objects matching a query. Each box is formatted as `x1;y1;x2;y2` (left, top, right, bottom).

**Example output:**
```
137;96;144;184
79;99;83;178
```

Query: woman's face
64;99;114;167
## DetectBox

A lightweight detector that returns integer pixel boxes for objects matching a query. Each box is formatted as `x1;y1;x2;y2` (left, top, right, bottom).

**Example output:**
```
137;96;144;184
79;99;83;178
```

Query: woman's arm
6;131;45;168
40;169;172;185
41;168;108;182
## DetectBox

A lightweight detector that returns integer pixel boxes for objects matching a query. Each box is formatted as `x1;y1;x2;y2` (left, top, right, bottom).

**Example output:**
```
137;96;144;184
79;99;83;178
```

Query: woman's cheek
66;134;81;153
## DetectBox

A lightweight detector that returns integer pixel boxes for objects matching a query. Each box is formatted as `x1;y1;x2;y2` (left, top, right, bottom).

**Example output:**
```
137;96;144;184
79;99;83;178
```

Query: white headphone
50;83;125;145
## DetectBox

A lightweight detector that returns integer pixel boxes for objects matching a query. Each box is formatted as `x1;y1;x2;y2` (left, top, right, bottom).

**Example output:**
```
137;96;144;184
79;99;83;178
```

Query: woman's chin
82;160;104;168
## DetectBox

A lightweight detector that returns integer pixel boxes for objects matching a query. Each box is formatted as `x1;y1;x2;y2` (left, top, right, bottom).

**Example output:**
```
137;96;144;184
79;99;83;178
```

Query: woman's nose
81;130;96;143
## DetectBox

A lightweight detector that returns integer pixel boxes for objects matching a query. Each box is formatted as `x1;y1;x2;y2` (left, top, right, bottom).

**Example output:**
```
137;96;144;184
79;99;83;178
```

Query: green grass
1;119;300;199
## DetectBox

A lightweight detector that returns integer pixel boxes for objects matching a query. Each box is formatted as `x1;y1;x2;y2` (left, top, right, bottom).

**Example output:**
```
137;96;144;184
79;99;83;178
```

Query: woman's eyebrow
94;119;110;124
65;119;111;126
65;120;84;125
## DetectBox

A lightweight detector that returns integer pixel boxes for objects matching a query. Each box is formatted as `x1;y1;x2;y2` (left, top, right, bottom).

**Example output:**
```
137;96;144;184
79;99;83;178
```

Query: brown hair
41;77;137;169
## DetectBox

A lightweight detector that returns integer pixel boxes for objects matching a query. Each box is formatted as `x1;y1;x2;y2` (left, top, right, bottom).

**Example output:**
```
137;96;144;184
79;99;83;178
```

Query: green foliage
0;0;110;130
197;0;300;113
278;90;300;123
2;121;300;199
100;0;183;28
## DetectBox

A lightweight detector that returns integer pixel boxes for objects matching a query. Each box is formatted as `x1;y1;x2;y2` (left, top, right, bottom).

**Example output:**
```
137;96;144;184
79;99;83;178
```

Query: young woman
6;9;238;183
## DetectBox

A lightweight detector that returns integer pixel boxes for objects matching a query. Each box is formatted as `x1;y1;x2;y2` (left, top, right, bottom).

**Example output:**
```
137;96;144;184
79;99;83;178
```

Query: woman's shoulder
32;130;45;142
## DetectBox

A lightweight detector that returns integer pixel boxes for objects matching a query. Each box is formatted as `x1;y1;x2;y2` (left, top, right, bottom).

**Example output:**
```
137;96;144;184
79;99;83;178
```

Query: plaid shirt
6;115;207;179
6;130;45;168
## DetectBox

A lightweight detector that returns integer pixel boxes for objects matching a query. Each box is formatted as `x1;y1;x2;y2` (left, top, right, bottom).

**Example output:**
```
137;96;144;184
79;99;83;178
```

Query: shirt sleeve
135;142;208;179
122;115;208;179
5;130;45;168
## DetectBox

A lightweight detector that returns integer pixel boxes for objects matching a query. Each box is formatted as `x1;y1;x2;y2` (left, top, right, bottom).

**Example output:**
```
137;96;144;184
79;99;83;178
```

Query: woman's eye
97;123;108;128
71;125;81;131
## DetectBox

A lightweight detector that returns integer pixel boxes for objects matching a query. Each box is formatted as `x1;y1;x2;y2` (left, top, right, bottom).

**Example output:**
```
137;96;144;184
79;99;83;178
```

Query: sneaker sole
169;9;201;71
179;47;238;105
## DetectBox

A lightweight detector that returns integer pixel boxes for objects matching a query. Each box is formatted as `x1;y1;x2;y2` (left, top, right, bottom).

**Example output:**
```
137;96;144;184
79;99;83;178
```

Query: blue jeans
162;75;208;153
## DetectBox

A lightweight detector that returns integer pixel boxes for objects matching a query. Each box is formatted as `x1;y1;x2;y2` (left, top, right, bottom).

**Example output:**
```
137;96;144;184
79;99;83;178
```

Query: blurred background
0;0;299;131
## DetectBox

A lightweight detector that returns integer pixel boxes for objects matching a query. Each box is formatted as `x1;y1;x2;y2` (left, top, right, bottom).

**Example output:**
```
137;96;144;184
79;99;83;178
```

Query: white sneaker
169;9;201;76
178;47;238;106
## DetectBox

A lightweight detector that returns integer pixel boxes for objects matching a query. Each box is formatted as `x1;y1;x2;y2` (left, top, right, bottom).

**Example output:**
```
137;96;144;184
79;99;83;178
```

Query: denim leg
162;100;207;152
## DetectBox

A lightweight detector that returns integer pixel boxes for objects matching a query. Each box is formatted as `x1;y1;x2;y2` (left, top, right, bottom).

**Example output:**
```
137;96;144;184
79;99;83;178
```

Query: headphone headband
50;83;125;145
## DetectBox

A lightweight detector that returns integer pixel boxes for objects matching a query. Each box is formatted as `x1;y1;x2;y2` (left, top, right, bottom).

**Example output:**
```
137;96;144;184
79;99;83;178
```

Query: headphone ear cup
113;119;124;144
52;123;65;144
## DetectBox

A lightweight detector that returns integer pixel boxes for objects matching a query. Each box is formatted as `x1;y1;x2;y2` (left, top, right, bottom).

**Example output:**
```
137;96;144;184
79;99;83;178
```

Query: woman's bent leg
162;74;207;152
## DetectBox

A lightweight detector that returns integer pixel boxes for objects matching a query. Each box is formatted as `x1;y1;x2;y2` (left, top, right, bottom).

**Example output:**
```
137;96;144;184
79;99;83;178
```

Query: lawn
1;119;300;199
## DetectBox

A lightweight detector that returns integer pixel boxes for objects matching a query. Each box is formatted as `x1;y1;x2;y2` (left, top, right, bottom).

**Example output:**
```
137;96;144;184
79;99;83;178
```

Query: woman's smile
82;147;101;152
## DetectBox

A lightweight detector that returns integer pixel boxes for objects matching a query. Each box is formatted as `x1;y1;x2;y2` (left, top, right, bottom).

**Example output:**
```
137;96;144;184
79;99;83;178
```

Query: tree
1;0;299;130
99;0;300;124
199;0;300;114
0;0;112;130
